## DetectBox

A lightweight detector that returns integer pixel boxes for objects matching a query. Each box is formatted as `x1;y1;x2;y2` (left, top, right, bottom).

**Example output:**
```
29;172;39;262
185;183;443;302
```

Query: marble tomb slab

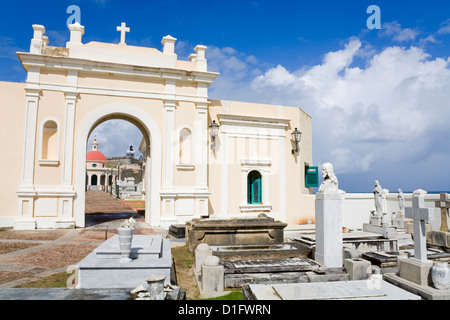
77;235;172;289
244;280;421;300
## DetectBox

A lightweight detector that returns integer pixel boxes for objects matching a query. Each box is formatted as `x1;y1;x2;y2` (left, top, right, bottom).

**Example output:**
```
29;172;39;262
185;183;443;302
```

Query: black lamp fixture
291;128;302;154
209;120;220;150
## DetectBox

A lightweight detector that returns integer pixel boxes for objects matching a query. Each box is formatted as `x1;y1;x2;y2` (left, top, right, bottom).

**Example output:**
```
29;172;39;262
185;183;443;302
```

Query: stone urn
117;217;136;263
431;261;450;290
146;275;166;300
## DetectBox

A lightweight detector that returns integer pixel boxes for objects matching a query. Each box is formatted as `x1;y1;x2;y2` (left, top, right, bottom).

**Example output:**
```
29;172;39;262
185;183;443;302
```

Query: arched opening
248;170;262;204
84;119;146;227
74;103;162;228
91;175;98;186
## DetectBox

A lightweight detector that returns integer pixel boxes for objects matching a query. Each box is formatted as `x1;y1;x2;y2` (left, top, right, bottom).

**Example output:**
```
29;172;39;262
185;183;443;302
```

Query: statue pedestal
315;192;343;268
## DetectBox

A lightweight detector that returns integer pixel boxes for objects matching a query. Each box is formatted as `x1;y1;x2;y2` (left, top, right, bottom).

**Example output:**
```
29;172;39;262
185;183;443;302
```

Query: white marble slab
247;280;421;300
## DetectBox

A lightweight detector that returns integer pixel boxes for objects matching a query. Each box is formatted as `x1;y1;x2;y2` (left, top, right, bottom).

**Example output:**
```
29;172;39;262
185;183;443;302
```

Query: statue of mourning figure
373;180;383;217
369;180;389;226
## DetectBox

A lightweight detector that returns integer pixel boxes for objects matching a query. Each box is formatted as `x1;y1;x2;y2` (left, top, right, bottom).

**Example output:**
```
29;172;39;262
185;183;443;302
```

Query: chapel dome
86;150;107;162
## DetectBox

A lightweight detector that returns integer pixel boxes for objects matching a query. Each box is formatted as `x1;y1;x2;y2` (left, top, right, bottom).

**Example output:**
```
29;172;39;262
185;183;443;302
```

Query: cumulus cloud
250;38;450;177
379;21;420;42
206;34;450;188
88;120;143;158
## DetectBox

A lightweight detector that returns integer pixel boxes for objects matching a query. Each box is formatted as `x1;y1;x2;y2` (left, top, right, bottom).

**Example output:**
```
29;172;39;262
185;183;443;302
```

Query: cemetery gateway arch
74;104;162;228
4;23;314;230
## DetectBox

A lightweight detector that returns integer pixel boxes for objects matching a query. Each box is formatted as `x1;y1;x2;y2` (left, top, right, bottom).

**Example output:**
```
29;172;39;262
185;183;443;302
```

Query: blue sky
2;0;450;192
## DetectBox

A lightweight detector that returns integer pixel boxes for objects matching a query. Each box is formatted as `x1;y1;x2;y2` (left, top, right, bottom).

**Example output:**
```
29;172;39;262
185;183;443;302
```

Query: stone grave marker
405;189;434;262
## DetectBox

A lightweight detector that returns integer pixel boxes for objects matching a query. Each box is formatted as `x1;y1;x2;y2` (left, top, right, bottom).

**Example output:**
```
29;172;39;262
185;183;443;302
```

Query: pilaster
195;102;209;191
163;99;176;190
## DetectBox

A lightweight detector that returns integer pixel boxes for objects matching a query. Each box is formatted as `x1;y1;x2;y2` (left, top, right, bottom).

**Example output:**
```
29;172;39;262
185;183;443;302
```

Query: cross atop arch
117;22;130;45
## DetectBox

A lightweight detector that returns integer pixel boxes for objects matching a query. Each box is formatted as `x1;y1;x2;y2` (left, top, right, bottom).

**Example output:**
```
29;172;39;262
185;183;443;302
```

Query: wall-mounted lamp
209;120;220;150
291;128;302;154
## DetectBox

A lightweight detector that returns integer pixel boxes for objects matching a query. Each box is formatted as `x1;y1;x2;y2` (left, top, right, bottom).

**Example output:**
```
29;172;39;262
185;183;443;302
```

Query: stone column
201;256;224;292
315;191;344;268
195;243;212;272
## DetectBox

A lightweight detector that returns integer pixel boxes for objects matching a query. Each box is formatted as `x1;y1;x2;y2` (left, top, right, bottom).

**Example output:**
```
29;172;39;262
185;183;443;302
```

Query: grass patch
14;272;70;288
203;291;243;300
172;245;194;269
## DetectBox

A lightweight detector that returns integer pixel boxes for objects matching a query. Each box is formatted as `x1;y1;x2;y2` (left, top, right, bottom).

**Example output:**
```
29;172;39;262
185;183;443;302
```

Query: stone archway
74;103;162;228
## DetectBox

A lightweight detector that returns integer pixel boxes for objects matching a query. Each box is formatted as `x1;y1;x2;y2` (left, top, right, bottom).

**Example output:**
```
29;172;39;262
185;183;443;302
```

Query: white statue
373;180;383;216
397;189;404;213
318;163;339;193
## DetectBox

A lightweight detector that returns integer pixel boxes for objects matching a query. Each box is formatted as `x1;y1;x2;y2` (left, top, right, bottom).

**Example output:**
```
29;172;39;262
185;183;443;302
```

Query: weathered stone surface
185;215;287;252
398;256;433;286
427;230;450;249
344;258;371;280
210;243;310;262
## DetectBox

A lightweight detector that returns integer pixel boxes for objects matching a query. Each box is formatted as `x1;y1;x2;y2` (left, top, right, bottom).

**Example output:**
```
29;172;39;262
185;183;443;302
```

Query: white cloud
88;120;143;158
207;37;450;181
379;21;419;42
437;19;450;35
254;40;450;175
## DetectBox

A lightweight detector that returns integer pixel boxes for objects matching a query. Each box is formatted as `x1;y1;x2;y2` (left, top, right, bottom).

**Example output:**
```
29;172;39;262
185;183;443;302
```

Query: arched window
179;128;192;165
91;175;98;186
247;170;262;204
100;175;106;186
40;120;59;163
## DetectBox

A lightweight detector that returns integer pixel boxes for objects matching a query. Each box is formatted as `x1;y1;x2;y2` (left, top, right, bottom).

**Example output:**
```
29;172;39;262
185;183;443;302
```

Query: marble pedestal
315;192;343;268
77;235;172;289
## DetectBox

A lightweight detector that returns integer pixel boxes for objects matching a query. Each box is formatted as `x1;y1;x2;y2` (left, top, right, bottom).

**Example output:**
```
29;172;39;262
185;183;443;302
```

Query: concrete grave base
77;235;172;289
397;257;433;286
384;273;450;300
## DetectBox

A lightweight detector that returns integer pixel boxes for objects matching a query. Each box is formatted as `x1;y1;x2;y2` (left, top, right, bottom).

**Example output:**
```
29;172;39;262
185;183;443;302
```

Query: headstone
427;193;450;251
315;163;344;268
392;189;435;287
436;193;450;232
405;189;434;262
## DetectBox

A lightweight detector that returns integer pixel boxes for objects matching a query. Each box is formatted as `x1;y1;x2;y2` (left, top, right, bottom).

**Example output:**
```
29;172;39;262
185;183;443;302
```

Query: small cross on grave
117;22;130;45
435;193;450;232
405;190;435;262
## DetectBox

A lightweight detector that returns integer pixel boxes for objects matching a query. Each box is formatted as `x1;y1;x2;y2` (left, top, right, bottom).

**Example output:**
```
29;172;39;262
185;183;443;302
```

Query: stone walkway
0;191;167;290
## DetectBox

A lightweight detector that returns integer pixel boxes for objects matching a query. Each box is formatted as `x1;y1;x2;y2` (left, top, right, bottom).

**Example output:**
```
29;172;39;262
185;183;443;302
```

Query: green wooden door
248;171;262;204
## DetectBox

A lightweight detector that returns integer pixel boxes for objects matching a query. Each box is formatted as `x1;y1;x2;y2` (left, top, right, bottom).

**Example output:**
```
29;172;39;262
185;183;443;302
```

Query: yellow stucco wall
0;81;26;219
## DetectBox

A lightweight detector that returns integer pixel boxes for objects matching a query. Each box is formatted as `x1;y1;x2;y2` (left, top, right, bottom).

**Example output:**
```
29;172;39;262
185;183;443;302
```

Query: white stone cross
116;22;130;45
405;190;434;262
435;193;450;232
